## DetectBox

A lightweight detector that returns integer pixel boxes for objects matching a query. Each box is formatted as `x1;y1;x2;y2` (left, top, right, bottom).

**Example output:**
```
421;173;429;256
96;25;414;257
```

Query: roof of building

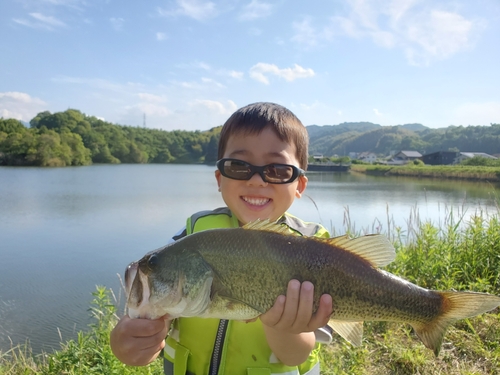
396;150;422;158
459;152;497;159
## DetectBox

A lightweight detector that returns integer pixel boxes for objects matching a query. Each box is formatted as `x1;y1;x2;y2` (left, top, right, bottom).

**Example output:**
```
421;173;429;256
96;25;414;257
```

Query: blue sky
1;0;499;131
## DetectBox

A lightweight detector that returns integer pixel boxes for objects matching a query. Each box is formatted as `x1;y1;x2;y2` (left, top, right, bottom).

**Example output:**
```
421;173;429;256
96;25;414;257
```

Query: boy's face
215;127;307;225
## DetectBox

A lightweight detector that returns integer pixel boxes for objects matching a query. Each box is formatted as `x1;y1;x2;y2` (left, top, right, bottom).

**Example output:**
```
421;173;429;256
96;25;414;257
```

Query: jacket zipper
209;319;229;375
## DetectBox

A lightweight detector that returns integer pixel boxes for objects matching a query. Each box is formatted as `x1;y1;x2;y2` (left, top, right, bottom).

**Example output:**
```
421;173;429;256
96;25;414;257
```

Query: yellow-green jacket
162;207;331;375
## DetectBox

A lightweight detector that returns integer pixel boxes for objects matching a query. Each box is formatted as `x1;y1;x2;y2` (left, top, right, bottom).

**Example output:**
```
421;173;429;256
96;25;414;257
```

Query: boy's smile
215;127;307;225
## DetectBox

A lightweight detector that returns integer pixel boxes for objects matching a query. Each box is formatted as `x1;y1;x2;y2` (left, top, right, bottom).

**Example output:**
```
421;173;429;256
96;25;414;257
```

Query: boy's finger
120;315;169;337
309;294;333;329
260;295;286;326
293;281;314;330
276;279;301;328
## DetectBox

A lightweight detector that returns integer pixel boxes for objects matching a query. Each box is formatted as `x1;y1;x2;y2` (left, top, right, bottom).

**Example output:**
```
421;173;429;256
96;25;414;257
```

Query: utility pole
143;113;146;128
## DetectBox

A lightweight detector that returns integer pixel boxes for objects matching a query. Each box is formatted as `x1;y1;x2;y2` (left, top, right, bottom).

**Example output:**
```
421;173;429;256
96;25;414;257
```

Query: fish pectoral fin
206;294;262;320
209;276;264;318
328;320;364;347
326;234;396;267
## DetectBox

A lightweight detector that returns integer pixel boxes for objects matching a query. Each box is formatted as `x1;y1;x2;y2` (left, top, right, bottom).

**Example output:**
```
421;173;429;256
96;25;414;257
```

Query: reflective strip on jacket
163;207;330;375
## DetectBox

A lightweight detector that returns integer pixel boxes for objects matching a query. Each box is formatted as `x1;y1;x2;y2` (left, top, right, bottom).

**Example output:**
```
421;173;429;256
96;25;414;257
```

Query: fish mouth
125;261;138;295
125;261;152;319
241;196;271;206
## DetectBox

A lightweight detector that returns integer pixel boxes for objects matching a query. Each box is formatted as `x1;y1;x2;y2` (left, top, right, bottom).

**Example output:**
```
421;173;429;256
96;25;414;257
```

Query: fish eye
148;254;159;269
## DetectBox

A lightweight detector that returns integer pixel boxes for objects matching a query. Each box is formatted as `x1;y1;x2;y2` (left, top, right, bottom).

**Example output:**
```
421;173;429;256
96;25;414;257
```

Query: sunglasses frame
216;158;305;184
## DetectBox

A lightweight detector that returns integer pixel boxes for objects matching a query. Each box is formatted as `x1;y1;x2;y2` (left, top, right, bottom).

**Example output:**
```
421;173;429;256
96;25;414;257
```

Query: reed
0;287;163;375
321;206;500;374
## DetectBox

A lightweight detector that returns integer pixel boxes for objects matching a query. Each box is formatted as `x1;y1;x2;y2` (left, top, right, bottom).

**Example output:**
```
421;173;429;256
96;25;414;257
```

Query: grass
0;287;163;375
1;209;500;374
350;164;500;181
320;208;500;375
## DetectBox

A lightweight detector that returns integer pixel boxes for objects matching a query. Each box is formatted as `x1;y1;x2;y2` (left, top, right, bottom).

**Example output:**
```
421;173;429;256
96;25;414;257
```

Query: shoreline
350;164;500;182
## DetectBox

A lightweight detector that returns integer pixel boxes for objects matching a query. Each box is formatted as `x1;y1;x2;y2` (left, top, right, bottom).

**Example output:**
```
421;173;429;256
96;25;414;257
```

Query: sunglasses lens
222;159;252;179
264;165;294;183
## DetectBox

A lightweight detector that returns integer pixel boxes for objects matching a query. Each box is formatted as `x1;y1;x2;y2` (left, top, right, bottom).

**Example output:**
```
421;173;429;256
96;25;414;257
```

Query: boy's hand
110;315;171;366
260;279;333;334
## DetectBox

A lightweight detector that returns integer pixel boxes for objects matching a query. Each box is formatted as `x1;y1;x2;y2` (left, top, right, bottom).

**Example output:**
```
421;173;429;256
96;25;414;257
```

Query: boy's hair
217;102;309;169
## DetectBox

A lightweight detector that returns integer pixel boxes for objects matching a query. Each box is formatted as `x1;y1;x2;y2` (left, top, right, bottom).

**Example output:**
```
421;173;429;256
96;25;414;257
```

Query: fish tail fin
412;291;500;356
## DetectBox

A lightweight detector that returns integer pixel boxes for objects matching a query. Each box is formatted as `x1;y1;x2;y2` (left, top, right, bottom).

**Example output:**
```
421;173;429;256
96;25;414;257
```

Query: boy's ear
215;170;222;190
295;175;308;198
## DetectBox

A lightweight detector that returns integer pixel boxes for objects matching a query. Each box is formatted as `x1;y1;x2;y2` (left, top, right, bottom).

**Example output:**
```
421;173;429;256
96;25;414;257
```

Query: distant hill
398;123;428;132
306;122;499;157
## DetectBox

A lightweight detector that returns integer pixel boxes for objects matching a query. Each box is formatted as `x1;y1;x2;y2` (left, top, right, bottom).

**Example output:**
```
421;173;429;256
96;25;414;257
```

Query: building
391;150;422;163
357;152;377;163
454;152;498;164
421;151;459;165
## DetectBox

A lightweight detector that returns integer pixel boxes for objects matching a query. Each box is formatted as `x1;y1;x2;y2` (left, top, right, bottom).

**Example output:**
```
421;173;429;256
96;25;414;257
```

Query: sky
1;0;500;131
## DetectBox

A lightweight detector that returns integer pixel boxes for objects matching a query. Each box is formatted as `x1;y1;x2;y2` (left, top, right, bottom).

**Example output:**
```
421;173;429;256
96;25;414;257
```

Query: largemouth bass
125;220;500;356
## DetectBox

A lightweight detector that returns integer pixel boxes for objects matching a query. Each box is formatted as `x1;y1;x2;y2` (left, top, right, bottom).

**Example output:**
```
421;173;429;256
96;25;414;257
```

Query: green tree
0;118;26;133
29;111;51;128
204;135;219;164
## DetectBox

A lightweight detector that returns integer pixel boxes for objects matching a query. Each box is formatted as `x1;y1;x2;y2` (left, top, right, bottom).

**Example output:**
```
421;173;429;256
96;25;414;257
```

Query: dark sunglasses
216;158;305;184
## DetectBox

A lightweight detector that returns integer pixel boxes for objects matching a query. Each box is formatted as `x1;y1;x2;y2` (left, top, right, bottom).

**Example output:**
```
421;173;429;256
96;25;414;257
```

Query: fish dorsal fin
327;234;395;267
243;220;395;267
328;320;364;347
242;219;291;235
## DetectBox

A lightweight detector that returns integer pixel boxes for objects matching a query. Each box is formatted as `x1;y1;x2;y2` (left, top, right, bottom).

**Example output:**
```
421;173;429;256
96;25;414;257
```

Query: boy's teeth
243;197;269;206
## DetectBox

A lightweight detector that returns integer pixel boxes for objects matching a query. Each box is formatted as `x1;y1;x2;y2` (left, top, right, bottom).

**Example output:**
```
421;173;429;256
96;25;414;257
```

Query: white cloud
239;0;273;21
128;103;171;117
373;108;383;116
403;10;476;65
299;101;321;111
13;12;67;30
248;27;262;36
201;77;226;88
228;70;244;79
301;0;485;66
197;62;211;70
38;0;86;11
158;0;217;21
291;17;337;48
174;76;226;90
212;68;244;79
0;92;47;122
175;61;211;70
453;102;500;126
156;32;167;41
138;93;168;103
52;76;126;92
110;17;124;31
191;99;237;115
249;63;315;84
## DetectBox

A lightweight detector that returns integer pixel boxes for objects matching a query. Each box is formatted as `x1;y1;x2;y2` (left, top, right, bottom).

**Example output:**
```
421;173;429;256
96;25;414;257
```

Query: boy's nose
246;171;267;186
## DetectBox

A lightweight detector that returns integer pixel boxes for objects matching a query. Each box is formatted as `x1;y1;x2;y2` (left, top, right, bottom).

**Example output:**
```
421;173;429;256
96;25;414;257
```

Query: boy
110;102;334;374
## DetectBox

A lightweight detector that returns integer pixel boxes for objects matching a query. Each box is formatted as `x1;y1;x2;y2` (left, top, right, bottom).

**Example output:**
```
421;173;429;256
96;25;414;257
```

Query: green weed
0;286;163;375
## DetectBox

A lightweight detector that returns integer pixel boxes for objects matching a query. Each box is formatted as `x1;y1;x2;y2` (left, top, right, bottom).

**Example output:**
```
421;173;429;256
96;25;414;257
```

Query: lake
0;164;499;354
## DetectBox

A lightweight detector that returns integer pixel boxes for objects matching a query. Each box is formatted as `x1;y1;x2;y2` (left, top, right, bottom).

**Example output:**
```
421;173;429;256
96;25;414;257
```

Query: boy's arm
260;280;333;366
